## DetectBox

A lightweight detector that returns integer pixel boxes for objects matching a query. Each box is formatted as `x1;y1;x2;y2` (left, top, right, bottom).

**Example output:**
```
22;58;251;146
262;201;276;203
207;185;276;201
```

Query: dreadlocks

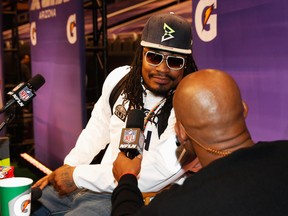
122;46;145;110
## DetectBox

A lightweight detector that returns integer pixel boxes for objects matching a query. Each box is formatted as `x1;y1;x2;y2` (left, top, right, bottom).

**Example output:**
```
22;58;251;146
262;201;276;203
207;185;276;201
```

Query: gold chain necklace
184;128;231;157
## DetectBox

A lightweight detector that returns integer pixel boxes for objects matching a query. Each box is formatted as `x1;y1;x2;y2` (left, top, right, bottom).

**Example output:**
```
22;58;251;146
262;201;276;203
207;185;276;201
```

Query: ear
175;121;189;144
242;100;248;118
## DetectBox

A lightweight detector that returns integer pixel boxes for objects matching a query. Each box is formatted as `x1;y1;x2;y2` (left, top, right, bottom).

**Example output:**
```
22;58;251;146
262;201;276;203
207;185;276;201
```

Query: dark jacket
112;141;288;216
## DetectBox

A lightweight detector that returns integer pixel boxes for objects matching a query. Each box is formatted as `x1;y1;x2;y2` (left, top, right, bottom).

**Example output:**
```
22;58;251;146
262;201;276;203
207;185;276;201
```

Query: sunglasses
144;50;186;70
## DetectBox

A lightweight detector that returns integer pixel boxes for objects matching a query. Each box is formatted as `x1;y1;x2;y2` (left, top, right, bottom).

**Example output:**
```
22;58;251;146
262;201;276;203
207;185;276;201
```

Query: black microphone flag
119;109;145;159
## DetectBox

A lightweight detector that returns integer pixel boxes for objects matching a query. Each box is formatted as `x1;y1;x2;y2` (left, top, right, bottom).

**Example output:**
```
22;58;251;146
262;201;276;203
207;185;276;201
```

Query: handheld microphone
31;187;42;201
0;74;45;113
119;109;145;159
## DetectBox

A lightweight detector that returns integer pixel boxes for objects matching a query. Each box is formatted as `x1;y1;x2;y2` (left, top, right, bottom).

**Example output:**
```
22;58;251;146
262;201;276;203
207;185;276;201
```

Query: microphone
0;74;45;113
119;109;145;159
31;187;42;201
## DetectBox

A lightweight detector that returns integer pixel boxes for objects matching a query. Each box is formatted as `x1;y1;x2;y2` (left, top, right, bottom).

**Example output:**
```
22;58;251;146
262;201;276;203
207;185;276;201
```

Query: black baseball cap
141;12;193;54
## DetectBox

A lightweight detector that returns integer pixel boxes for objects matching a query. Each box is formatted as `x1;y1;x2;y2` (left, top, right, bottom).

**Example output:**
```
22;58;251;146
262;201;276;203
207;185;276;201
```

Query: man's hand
48;164;78;196
113;152;142;182
32;175;50;190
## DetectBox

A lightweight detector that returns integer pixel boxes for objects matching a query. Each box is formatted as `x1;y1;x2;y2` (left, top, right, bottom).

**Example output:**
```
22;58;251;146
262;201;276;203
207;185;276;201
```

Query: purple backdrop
29;0;86;169
193;0;288;142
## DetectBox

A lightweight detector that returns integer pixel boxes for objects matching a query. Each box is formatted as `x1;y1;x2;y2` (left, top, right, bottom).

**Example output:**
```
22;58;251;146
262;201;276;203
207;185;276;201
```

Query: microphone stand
0;99;15;114
0;111;16;132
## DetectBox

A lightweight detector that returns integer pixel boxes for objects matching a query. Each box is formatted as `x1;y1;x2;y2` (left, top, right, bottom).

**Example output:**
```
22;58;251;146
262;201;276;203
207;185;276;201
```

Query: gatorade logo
195;0;217;42
67;14;77;44
30;22;37;46
12;193;31;216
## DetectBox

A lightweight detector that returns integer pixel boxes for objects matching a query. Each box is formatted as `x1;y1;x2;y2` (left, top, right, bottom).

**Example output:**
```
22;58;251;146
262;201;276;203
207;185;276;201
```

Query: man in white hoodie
32;12;198;216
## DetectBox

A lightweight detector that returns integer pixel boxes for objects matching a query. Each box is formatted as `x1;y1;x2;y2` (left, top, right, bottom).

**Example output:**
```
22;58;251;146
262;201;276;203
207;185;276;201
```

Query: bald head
174;69;247;144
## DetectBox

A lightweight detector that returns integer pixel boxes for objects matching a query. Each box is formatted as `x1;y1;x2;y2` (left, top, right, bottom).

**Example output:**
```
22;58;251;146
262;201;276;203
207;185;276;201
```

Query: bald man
111;69;288;216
